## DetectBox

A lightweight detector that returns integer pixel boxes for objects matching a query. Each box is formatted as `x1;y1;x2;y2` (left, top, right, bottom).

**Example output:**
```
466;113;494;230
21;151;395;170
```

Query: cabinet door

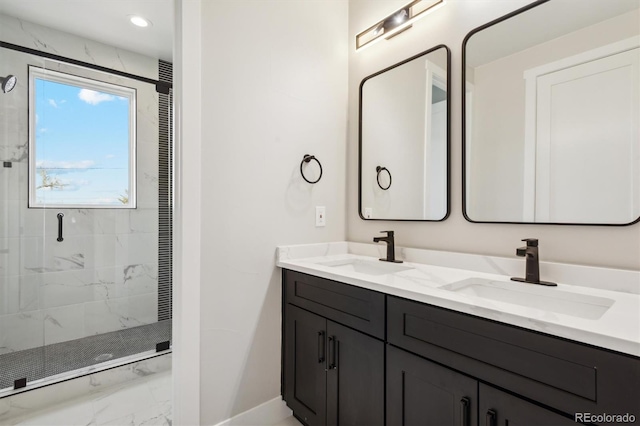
479;384;576;426
326;321;384;426
284;305;327;426
387;345;477;426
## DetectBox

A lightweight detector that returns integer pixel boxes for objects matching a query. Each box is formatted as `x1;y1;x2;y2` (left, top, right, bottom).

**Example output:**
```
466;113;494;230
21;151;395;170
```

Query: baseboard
213;397;292;426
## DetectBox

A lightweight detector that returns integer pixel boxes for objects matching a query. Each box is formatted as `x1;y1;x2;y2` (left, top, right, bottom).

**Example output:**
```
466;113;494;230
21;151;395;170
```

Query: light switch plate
316;206;326;227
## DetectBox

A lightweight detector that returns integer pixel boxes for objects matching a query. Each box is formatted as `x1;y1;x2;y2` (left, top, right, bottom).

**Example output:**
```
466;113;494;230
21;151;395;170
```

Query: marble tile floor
3;369;171;426
0;321;172;391
274;416;303;426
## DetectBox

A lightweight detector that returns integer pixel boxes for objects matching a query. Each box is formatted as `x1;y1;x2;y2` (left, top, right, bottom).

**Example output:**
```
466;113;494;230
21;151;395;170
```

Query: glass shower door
0;42;172;393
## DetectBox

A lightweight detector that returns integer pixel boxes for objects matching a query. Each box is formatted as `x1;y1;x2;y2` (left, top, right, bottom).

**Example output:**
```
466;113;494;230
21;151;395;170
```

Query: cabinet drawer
387;296;640;417
284;270;385;339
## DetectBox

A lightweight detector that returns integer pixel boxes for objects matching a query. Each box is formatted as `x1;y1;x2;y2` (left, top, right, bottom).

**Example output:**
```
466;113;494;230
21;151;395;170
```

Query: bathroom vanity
278;243;640;426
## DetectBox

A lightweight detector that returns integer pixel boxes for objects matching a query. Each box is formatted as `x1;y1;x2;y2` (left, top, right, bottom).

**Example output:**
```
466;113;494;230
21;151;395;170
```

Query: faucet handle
380;230;394;236
521;238;538;247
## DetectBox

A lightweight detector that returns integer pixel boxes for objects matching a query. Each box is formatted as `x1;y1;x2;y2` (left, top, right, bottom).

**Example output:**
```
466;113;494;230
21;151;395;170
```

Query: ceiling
0;0;173;62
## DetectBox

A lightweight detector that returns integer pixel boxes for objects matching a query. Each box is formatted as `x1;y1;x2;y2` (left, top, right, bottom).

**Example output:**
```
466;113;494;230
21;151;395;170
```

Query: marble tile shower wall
0;14;160;355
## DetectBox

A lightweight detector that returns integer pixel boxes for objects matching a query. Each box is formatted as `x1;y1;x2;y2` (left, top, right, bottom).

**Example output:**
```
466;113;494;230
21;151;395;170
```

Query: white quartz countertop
276;242;640;357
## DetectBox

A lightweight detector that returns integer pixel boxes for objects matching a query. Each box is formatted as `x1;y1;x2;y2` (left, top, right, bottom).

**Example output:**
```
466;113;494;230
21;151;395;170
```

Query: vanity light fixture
129;15;152;28
356;0;445;50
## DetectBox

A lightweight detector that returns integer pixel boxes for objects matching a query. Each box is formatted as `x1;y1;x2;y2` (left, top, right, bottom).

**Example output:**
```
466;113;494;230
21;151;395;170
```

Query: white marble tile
21;235;87;274
0;238;21;278
91;380;157;425
36;269;96;308
147;371;171;404
0;355;171;424
0;311;43;354
88;235;118;270
14;397;96;426
19;275;40;312
43;304;85;345
0;272;40;315
128;209;159;234
0;275;20;316
114;234;158;267
99;401;171;426
0;15;158;80
84;293;158;336
19;208;47;238
0;199;20;239
274;416;304;426
27;209;119;238
87;355;172;393
0;159;26;203
136;95;160;146
276;242;348;262
120;264;158;297
88;264;158;302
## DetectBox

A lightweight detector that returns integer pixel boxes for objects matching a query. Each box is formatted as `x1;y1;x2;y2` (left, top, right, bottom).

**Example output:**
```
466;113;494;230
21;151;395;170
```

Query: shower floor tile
0;320;171;391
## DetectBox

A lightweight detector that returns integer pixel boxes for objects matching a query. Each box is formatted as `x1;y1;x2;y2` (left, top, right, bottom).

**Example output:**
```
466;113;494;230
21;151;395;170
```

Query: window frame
28;65;137;209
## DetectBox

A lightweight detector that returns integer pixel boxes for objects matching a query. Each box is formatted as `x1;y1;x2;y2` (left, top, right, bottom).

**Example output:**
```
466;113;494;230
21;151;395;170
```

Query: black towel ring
301;154;322;184
376;166;392;190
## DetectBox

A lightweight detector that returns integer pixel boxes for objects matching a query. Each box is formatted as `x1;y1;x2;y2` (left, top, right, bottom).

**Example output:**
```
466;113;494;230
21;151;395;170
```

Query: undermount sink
440;278;614;320
317;258;413;276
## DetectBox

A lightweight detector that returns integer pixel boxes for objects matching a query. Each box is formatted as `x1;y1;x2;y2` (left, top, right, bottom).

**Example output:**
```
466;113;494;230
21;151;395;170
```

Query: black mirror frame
461;0;640;227
358;44;451;222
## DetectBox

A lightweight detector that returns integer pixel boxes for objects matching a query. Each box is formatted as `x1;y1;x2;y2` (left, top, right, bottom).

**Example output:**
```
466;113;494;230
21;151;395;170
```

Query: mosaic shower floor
0;320;171;391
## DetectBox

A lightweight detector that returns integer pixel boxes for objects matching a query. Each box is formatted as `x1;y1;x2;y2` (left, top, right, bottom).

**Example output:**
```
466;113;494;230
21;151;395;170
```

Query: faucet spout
372;231;403;263
511;238;556;286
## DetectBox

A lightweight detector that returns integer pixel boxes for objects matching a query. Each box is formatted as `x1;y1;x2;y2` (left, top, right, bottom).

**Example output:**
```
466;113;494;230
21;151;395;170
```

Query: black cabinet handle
486;409;497;426
318;331;325;363
460;397;470;426
56;213;64;242
328;336;337;369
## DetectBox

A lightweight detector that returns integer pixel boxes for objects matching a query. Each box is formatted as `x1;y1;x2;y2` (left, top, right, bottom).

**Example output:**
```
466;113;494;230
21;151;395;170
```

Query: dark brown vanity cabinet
282;270;640;426
386;345;478;426
387;296;640;425
283;270;385;426
387;346;575;426
479;384;576;426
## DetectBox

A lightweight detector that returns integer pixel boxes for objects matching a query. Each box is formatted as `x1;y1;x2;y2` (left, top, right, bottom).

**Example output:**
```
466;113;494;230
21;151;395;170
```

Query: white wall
176;0;348;424
348;0;640;270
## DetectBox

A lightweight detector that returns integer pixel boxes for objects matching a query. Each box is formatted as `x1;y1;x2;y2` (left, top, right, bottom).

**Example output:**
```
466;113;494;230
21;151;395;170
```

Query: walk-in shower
0;14;173;394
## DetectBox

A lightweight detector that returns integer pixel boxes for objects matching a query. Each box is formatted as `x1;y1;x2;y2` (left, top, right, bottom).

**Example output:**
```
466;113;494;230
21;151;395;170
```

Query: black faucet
373;231;403;263
510;238;556;286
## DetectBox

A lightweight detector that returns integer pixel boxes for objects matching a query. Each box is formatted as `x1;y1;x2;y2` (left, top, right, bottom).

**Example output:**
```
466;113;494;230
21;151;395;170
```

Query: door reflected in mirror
463;0;640;225
360;45;450;221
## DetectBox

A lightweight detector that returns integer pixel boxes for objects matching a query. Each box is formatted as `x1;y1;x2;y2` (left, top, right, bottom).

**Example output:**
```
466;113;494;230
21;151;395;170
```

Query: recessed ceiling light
129;15;152;28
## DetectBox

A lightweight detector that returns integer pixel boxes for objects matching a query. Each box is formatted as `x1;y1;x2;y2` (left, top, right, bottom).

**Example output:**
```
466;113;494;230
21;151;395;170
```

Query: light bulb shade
356;0;445;50
1;75;17;93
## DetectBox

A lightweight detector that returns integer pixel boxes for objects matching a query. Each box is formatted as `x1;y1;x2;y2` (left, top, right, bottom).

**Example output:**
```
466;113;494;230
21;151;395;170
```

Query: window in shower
28;66;137;208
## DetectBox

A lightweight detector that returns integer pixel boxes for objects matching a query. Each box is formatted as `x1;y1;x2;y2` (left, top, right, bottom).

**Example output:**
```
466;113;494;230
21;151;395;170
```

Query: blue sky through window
34;77;132;206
